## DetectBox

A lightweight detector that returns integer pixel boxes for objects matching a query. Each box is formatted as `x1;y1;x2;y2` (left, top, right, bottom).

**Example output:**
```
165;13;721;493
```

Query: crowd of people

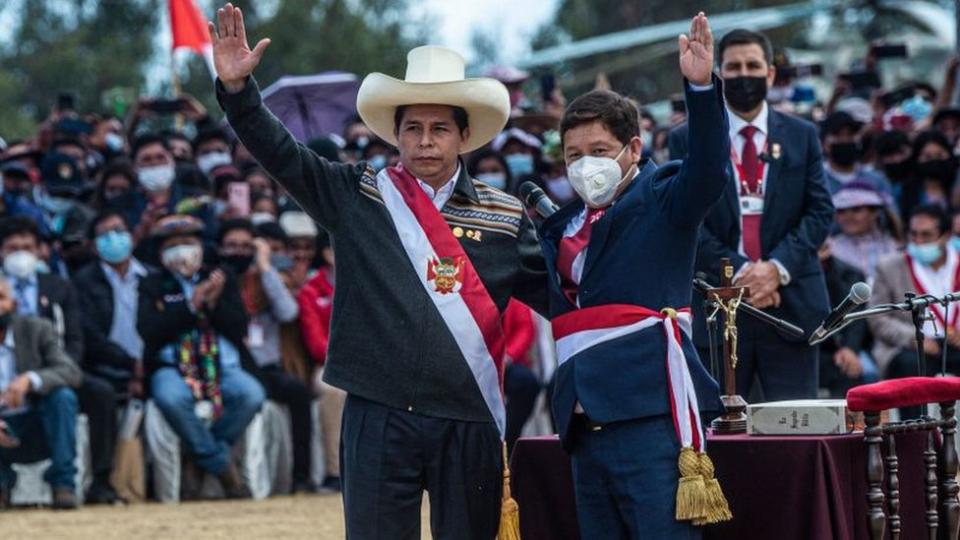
0;20;959;518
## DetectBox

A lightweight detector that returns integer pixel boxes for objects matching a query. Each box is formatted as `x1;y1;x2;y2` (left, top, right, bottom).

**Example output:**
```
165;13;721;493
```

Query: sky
411;0;560;65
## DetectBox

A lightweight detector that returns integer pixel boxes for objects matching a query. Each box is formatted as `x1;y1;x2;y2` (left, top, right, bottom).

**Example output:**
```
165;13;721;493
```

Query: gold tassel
693;452;733;526
675;446;708;521
497;442;521;540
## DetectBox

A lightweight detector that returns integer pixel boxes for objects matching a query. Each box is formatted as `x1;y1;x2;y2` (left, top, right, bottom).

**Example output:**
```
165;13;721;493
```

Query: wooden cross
708;258;750;434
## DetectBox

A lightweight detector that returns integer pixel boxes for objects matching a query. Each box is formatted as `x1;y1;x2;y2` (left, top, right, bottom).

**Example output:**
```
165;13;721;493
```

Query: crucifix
707;258;750;434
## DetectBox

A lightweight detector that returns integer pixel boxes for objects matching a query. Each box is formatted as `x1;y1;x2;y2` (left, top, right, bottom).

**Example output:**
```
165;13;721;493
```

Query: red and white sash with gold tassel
378;164;506;436
551;304;731;525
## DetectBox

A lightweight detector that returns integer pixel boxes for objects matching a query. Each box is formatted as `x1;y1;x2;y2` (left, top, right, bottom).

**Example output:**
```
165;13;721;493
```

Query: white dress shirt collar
728;101;769;141
416;164;461;210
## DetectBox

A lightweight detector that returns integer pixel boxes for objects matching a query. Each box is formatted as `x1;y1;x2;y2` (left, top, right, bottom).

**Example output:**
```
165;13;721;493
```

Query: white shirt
0;328;41;415
728;101;770;190
101;260;147;360
416;165;461;210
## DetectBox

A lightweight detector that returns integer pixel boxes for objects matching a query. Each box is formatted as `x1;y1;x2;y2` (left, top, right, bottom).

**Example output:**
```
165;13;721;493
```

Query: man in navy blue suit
669;29;833;401
539;13;731;539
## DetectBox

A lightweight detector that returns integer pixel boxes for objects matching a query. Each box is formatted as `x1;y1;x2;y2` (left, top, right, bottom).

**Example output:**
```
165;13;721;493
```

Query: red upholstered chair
847;377;960;540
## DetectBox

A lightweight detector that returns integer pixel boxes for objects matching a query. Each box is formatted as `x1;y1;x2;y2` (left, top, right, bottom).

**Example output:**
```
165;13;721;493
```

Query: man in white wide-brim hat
210;3;548;538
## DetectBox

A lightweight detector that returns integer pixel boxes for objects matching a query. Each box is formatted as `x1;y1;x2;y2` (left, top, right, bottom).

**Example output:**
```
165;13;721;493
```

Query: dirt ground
1;493;433;539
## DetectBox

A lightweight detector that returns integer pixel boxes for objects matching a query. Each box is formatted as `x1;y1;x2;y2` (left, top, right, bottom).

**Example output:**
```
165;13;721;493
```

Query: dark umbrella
261;72;360;142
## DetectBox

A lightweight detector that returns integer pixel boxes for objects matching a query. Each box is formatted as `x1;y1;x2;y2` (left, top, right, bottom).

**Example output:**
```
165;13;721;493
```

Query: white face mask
566;145;635;208
104;132;125;152
197;151;232;176
250;212;276;225
476;172;507;190
138;164;176;192
161;244;203;278
4;250;38;280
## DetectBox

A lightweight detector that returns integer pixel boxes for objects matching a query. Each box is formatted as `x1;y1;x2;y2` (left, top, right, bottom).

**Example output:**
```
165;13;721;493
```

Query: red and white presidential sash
551;304;704;453
378;164;507;436
906;250;960;333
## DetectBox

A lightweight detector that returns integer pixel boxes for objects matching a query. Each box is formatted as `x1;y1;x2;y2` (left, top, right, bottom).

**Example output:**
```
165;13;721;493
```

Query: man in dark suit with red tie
669;29;834;400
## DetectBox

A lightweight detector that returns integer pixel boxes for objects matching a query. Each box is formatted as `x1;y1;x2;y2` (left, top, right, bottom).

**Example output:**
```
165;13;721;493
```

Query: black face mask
723;76;768;113
220;254;254;275
917;159;957;182
829;142;861;167
0;311;13;331
883;159;912;181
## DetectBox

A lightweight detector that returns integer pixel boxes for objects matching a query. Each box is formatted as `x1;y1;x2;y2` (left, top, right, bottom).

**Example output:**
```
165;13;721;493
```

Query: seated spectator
821;111;895;201
0;217;119;504
74;212;146;397
218;219;314;492
94;160;138;213
466;148;512;193
902;131;956;218
817;242;880;398
873;130;912;203
502;299;541;451
0;275;83;510
870;204;960;417
0;161;49;238
828;182;901;280
138;215;265;499
298;230;342;491
193;127;233;177
492;127;543;183
250;195;278;225
279;211;319;293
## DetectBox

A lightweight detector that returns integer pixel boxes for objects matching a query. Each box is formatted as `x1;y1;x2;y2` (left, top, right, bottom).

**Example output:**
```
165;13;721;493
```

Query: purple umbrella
261;71;360;142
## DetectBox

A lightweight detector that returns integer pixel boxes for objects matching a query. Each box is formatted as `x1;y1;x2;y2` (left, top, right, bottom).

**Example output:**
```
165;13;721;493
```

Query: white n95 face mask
566;145;634;208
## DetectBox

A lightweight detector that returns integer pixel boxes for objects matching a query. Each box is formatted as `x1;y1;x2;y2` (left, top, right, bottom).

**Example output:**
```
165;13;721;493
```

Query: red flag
169;0;215;76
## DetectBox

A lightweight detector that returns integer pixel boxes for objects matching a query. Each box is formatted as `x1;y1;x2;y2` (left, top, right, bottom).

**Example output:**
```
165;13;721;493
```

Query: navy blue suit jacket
668;107;834;346
540;80;728;448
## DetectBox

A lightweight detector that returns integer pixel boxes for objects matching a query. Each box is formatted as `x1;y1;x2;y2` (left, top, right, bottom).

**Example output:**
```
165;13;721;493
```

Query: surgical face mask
902;95;933;123
640;130;653;148
367;154;388;172
883;159;911;180
161;244;203;278
354;136;369;150
829;142;861;168
505;153;535;178
476;172;507;190
723;76;768;113
907;242;943;266
917;159;957;183
566;145;634;208
545;175;575;203
3;250;38;280
220;253;254;275
950;235;960;253
138;164;175;192
250;212;275;226
95;230;133;264
104;132;125;153
197;151;232;176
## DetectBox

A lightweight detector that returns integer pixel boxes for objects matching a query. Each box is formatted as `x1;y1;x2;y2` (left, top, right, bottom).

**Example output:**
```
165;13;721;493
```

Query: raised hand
209;3;271;93
678;12;714;86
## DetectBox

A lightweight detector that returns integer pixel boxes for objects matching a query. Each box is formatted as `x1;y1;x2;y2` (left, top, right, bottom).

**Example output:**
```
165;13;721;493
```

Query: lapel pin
40;296;48;308
466;230;482;242
452;226;464;238
771;143;782;160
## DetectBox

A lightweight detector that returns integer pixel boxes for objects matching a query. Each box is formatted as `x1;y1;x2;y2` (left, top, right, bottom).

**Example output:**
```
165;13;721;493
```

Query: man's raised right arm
211;3;356;231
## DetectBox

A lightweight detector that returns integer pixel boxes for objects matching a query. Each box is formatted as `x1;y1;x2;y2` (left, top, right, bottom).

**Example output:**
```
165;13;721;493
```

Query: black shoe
85;480;121;505
52;487;78;510
181;457;204;501
217;463;251;499
0;485;9;510
321;475;341;492
291;480;317;494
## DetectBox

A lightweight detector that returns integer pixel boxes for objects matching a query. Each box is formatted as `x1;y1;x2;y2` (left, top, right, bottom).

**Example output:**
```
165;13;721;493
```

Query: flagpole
172;49;184;130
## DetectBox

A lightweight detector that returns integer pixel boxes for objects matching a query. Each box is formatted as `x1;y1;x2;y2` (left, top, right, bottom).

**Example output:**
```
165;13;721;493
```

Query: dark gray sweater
217;77;548;423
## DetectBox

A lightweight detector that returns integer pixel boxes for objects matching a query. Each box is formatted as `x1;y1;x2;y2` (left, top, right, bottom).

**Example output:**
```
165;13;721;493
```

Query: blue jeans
0;387;78;490
150;366;265;475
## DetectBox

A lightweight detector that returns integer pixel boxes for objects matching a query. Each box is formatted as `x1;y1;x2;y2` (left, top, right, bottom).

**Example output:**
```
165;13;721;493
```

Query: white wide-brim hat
357;46;510;154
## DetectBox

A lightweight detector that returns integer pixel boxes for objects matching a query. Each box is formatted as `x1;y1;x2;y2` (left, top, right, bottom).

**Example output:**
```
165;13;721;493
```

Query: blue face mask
505;153;535;178
907;242;943;266
96;230;133;264
368;154;388;172
950;236;960;253
476;172;507;190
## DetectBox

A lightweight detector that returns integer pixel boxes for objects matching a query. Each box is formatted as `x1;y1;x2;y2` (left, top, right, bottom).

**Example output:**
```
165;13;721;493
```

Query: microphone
808;282;872;344
519;181;558;219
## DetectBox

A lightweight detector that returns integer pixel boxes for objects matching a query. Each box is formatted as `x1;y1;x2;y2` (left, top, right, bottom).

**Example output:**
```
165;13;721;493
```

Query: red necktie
739;125;762;261
557;208;604;305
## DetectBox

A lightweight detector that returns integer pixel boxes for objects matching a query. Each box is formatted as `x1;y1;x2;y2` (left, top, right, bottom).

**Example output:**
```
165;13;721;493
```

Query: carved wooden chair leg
885;430;901;540
937;401;959;540
925;427;940;540
865;411;886;540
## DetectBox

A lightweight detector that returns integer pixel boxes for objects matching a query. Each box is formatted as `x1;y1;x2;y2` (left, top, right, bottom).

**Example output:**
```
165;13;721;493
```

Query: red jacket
298;269;335;365
503;299;536;369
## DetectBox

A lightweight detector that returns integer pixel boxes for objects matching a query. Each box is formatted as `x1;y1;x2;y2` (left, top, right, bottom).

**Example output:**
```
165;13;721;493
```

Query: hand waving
209;3;271;93
678;12;714;87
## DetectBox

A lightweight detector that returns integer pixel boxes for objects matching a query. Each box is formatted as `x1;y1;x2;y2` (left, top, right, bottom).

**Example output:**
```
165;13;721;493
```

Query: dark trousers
77;373;118;486
0;387;78;490
260;365;313;484
570;414;700;540
341;394;502;540
701;317;818;401
887;346;960;418
505;363;540;452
